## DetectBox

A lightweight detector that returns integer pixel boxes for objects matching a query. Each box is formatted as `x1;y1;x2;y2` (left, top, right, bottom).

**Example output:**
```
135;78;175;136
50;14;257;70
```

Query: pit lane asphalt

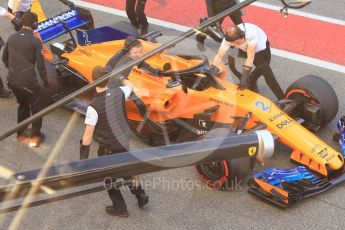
0;1;345;229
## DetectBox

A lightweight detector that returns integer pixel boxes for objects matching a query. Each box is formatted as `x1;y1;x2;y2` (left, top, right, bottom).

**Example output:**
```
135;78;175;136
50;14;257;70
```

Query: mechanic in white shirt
212;23;285;100
80;66;149;217
8;0;33;30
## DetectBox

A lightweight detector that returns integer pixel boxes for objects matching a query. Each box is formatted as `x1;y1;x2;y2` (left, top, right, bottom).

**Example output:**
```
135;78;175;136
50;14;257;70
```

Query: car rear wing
77;25;162;46
35;7;94;43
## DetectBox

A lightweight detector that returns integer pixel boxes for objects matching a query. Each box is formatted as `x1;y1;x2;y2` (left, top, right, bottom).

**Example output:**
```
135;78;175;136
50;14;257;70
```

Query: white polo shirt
220;23;268;53
8;0;33;12
85;86;132;126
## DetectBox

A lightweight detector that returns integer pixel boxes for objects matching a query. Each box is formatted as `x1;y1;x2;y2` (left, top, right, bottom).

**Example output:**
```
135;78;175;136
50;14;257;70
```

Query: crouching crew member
2;12;49;147
212;23;285;100
80;66;149;217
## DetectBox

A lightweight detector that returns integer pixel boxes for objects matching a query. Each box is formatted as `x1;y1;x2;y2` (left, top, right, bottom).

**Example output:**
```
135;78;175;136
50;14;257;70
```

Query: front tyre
285;75;338;130
196;157;253;190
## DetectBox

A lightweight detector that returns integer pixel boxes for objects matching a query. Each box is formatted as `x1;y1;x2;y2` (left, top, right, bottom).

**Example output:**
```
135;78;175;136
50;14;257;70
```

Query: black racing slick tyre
195;128;253;190
285;75;338;129
196;157;253;190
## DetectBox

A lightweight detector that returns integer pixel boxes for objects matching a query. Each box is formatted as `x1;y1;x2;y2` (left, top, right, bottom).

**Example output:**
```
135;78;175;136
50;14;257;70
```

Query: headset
20;12;39;30
225;23;246;42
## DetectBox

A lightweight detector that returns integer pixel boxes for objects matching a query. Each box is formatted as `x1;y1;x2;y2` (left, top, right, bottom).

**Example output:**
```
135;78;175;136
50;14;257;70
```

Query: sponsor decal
268;112;285;122
311;145;329;159
276;117;294;129
209;98;234;107
36;10;78;32
79;48;92;57
196;129;208;135
248;147;257;156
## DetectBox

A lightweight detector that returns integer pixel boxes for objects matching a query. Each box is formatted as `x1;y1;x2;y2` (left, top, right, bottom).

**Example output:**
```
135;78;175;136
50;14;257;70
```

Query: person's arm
34;39;49;86
212;39;230;67
80;106;97;159
239;43;256;90
121;78;134;89
139;61;161;76
11;0;20;13
119;85;133;99
82;125;95;145
244;43;256;67
0;6;15;20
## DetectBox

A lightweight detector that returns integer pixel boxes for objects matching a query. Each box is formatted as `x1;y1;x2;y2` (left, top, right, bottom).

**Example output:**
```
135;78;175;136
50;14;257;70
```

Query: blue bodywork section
77;26;132;46
254;166;321;189
337;116;345;156
36;8;93;43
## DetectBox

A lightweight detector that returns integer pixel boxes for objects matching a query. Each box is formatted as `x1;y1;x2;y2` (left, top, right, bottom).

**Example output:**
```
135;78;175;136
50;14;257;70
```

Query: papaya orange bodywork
61;39;344;177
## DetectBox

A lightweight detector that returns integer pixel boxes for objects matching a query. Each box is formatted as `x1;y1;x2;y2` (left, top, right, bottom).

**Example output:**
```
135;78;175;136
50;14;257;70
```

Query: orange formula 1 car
38;4;344;208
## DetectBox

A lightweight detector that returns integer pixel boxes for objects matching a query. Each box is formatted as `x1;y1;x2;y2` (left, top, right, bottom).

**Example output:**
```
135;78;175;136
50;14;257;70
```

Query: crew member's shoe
136;193;149;209
131;23;141;35
105;206;129;218
0;88;12;98
140;26;148;35
17;130;31;143
29;133;46;148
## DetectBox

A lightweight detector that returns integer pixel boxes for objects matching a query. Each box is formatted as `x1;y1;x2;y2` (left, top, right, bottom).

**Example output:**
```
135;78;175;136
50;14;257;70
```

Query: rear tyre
285;75;338;129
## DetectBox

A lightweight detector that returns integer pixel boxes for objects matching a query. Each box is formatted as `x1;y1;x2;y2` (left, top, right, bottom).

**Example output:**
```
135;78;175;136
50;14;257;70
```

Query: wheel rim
199;162;226;181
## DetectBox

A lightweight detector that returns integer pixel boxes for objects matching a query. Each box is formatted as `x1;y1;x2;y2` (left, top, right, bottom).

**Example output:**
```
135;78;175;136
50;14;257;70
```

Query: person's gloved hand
0;7;7;16
210;64;220;77
11;13;21;27
239;65;252;90
80;140;90;160
151;68;162;77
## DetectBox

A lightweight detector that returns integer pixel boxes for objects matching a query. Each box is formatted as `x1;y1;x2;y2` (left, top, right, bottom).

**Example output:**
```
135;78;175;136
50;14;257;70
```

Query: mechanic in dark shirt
2;12;49;147
80;66;149;217
212;23;285;100
196;0;243;50
126;0;149;35
106;36;160;117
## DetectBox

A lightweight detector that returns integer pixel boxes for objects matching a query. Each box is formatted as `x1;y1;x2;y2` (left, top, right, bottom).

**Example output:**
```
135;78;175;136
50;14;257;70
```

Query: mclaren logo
248;147;257;156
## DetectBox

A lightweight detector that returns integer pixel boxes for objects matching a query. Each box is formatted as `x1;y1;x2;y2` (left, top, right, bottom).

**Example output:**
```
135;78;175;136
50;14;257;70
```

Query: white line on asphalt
73;0;345;74
248;1;345;26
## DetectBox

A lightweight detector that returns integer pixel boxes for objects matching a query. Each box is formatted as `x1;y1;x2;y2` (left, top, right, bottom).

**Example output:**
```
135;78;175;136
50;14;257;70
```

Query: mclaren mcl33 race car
35;2;345;208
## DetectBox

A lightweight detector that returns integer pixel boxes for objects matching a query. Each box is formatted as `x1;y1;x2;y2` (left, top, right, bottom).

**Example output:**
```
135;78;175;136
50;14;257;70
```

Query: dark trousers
0;79;4;89
8;84;43;137
0;40;5;90
250;41;285;100
126;0;148;30
197;0;243;44
98;144;144;210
